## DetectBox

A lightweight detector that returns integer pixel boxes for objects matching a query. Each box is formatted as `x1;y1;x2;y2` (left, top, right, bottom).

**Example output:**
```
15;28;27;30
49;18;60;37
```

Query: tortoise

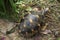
6;8;49;38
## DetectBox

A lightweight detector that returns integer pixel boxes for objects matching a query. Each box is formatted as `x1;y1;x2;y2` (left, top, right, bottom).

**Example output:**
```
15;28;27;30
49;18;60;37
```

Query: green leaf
26;7;32;11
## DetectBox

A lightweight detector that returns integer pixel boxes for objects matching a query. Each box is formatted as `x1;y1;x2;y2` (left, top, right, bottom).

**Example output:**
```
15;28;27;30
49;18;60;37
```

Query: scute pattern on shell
18;12;45;38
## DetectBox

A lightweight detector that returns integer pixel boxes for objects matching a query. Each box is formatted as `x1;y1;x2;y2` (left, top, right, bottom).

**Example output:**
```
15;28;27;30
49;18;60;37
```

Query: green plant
0;0;19;22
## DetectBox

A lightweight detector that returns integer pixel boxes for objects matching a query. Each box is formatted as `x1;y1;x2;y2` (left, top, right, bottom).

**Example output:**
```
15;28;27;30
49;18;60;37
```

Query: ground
0;0;60;40
0;9;60;40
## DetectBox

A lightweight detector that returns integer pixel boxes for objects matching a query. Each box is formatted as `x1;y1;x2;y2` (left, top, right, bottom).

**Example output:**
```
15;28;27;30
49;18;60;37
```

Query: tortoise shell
18;13;45;38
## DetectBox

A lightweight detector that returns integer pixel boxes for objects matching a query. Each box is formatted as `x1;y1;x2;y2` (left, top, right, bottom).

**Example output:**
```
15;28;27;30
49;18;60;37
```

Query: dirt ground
0;0;60;40
0;9;60;40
